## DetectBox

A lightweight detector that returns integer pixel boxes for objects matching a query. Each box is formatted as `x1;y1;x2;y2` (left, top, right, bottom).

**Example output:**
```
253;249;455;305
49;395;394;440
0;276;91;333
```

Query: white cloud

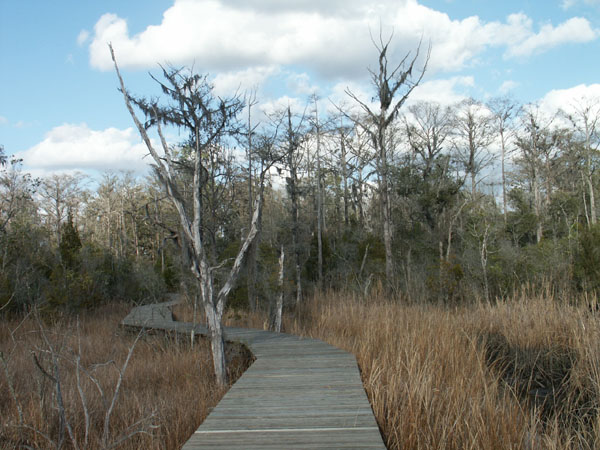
504;17;597;58
0;116;7;125
539;83;600;116
212;65;280;97
17;123;151;173
89;0;598;80
258;96;305;117
77;29;90;47
409;76;474;105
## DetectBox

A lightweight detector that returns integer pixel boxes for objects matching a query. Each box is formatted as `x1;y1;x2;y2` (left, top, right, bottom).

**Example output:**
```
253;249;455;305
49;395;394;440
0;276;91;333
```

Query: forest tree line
2;66;600;317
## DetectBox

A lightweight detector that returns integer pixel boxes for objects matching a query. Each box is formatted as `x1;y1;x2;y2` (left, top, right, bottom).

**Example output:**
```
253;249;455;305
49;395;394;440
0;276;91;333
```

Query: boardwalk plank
122;300;386;449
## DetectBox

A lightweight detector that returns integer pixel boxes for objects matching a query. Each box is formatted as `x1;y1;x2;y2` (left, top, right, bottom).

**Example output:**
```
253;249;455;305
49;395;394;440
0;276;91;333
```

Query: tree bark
314;98;324;288
274;245;285;332
285;107;303;305
111;45;265;386
340;124;350;226
500;126;508;224
346;36;429;288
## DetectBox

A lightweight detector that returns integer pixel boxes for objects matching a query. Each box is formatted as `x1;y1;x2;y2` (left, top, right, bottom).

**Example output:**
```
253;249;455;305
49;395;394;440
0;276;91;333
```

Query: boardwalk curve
122;297;385;449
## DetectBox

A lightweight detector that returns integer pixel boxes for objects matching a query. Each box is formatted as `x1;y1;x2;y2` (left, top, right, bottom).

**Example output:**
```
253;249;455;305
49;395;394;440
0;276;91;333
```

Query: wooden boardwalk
122;297;385;449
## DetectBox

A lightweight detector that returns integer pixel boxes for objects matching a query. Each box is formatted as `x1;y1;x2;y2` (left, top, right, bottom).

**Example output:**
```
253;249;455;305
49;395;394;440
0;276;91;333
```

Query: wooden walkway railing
122;297;386;449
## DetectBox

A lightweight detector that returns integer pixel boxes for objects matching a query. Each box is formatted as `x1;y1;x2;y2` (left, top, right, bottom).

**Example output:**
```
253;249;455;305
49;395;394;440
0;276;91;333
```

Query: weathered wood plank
122;300;386;449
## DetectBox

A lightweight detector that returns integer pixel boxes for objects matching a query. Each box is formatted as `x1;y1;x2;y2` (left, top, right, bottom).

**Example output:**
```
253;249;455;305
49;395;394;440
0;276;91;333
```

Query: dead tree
566;97;600;226
277;106;308;305
346;32;429;287
452;98;495;199
111;45;277;386
488;97;519;224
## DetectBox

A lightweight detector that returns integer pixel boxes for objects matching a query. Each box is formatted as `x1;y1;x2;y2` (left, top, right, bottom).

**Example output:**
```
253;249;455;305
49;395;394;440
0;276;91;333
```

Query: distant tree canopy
2;42;600;322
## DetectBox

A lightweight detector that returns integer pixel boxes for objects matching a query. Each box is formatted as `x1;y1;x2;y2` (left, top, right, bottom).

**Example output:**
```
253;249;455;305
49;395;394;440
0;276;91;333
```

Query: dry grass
179;290;599;449
279;291;600;450
0;304;252;449
149;291;600;449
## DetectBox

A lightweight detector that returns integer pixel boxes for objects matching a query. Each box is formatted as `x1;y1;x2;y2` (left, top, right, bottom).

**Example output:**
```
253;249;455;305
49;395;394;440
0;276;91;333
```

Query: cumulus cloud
539;83;600;116
258;95;305;117
17;123;151;173
504;17;597;58
89;0;598;81
212;65;280;96
409;76;475;105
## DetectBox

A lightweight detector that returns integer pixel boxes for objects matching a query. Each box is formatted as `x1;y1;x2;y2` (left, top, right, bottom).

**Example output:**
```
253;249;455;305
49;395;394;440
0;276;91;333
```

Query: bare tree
280;106;308;304
403;101;466;300
111;45;278;385
0;158;36;236
452;98;495;199
244;91;261;311
310;95;325;288
271;245;285;333
346;32;429;286
38;173;85;245
344;122;373;228
515;104;560;243
564;97;600;226
488;97;519;223
404;101;453;182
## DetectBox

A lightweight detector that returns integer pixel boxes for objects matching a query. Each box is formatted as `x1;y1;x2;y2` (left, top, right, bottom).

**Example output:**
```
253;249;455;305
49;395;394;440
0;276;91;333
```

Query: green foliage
425;257;464;303
154;251;180;290
228;242;280;311
304;232;334;282
506;189;538;246
59;212;82;269
574;224;600;293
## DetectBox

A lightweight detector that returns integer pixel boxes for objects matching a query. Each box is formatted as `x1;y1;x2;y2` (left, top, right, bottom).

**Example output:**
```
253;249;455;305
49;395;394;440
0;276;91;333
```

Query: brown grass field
282;291;600;450
4;291;600;449
196;289;600;450
0;303;252;449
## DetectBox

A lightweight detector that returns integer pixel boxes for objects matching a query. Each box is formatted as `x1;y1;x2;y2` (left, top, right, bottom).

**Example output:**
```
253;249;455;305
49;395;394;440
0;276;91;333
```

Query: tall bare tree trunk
246;94;260;311
378;119;395;285
533;167;543;243
285;108;303;305
381;165;394;284
204;295;226;384
274;246;285;332
480;224;490;302
112;45;269;386
314;98;324;288
585;123;597;225
500;127;508;224
340;123;350;226
346;35;429;288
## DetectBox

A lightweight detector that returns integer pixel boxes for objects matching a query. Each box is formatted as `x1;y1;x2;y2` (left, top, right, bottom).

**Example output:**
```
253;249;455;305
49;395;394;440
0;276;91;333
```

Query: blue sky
1;0;600;177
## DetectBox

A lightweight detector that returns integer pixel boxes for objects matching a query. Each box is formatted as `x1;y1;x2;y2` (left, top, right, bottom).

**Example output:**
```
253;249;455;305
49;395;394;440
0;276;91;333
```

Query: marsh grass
0;304;252;449
175;289;600;449
279;291;600;449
